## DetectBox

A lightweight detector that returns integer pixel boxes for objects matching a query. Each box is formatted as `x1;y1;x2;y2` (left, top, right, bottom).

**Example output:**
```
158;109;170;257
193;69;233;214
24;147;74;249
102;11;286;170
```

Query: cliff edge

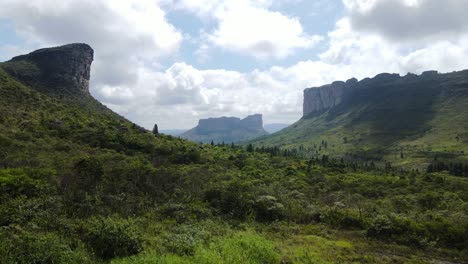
1;43;94;98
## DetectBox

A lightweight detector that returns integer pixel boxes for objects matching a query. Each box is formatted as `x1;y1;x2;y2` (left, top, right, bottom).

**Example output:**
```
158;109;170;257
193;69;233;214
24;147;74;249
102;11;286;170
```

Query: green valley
0;44;467;264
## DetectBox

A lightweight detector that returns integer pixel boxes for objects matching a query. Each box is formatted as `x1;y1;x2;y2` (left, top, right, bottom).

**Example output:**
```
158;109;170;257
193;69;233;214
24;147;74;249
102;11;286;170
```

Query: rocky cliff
302;71;449;117
181;114;268;143
1;43;94;97
303;78;357;117
255;69;468;168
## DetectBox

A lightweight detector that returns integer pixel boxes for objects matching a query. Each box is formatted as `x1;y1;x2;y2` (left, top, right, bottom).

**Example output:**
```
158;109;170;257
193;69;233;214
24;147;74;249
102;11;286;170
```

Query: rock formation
1;43;94;97
303;73;402;117
303;81;348;117
181;114;268;143
240;114;264;131
302;70;468;118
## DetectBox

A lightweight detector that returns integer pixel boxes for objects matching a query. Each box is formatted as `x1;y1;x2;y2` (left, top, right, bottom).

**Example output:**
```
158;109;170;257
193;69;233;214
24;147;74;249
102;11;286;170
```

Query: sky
1;0;468;129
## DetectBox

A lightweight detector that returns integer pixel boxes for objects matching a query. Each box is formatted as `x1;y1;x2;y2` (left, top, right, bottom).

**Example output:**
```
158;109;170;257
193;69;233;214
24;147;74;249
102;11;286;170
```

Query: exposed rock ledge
2;43;94;97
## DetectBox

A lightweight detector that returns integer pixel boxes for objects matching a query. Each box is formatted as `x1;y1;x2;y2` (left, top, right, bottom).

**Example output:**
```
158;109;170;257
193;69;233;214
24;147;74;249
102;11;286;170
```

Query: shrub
204;183;253;220
366;215;394;240
0;168;47;198
0;228;87;264
253;195;284;222
80;216;143;260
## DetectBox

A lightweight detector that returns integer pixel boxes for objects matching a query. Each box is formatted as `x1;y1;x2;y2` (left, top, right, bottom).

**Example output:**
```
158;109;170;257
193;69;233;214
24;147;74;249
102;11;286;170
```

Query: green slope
0;46;467;263
252;71;468;169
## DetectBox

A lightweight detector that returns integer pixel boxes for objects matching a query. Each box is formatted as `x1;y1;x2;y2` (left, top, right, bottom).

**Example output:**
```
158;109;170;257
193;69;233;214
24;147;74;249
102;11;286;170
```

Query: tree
152;124;159;135
246;144;254;152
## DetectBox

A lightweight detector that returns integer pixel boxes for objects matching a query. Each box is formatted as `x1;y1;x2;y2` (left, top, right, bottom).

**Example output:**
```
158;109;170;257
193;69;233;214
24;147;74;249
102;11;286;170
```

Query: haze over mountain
180;114;268;144
160;129;187;136
252;70;468;168
263;123;290;134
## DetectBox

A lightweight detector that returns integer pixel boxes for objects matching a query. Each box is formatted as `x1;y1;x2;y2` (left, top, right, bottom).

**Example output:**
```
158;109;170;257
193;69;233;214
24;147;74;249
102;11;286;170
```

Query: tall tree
152;124;159;135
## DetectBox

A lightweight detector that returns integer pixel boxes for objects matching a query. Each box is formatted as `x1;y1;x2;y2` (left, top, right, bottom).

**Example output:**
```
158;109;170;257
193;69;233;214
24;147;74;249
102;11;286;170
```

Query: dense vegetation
0;63;467;264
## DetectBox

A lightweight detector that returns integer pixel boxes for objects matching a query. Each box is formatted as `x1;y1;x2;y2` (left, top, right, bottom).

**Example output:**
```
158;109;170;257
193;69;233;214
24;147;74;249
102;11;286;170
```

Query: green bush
0;228;87;264
366;215;395;240
160;224;211;256
253;195;284;222
80;216;143;260
0;169;46;198
204;183;253;220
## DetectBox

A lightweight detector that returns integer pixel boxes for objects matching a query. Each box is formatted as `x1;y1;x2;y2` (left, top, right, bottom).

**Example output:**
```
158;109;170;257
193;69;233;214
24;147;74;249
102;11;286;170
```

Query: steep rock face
1;43;94;97
181;114;268;143
303;81;347;117
240;114;264;131
303;74;402;117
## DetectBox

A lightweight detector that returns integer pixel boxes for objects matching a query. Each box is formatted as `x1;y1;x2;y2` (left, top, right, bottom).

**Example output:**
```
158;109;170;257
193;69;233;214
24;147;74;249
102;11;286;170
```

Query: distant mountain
160;129;187;136
180;114;268;143
252;70;468;168
264;123;290;133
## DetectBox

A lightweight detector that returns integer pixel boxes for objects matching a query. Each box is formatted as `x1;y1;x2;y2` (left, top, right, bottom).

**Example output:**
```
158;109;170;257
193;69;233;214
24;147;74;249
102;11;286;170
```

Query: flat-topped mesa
2;43;94;97
198;117;242;133
181;114;268;144
197;114;264;133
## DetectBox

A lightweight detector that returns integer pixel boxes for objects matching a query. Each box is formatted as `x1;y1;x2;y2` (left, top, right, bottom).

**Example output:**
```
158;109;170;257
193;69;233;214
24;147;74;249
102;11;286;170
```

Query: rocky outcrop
2;43;94;97
303;81;348;117
303;74;402;117
181;114;268;143
240;114;264;131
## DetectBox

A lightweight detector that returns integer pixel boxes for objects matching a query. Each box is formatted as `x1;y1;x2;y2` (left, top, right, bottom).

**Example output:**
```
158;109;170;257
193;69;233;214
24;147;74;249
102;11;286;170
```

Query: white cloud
88;0;468;130
0;0;183;88
2;0;468;131
102;62;309;129
344;0;468;41
176;0;322;59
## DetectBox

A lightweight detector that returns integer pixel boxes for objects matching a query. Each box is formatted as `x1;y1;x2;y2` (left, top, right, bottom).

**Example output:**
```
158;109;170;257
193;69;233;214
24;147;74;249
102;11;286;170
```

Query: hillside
180;114;268;144
252;71;468;169
0;44;467;263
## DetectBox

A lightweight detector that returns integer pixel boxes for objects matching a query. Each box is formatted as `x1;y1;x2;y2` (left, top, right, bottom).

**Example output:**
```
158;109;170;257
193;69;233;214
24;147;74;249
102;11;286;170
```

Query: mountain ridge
252;69;468;168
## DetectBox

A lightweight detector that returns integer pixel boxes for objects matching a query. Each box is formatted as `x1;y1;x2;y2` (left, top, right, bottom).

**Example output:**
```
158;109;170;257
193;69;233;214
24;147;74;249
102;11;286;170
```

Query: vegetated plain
0;45;467;263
